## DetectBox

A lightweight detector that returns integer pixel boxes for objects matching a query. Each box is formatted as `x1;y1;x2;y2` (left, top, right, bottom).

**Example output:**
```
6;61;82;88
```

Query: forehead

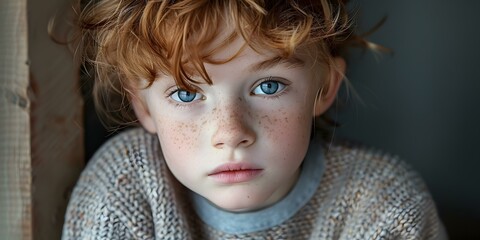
205;34;316;72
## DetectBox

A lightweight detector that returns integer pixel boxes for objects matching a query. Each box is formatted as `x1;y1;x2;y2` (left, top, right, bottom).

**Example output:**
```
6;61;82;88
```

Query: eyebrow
250;56;305;72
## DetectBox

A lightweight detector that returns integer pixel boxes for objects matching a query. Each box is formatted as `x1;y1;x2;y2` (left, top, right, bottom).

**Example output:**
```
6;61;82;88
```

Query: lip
208;163;263;184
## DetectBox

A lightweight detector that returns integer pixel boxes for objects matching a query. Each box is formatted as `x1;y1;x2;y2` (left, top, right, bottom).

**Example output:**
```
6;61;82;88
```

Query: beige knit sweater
62;128;447;239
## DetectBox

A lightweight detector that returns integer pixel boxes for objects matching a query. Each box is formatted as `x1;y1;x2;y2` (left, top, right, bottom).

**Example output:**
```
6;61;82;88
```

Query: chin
207;192;270;212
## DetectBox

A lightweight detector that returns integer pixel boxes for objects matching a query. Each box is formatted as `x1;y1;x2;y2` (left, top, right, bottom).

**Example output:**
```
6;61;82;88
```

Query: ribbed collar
190;136;325;234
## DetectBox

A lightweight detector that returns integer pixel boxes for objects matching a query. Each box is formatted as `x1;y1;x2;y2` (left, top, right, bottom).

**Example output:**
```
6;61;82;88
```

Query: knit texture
62;128;447;239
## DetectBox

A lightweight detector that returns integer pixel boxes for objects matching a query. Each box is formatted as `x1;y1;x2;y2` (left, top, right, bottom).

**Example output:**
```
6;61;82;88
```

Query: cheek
255;105;313;165
155;117;202;155
257;106;312;142
154;116;205;184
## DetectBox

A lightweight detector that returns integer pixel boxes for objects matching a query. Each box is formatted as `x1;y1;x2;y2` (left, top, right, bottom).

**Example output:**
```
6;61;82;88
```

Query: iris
260;81;279;95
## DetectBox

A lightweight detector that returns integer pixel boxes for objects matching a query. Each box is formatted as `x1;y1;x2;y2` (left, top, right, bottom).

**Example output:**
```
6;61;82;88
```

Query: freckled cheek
256;108;312;141
155;117;202;154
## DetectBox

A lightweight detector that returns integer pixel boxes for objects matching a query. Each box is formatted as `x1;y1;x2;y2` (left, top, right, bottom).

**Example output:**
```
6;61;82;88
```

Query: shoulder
319;142;446;239
321;142;433;210
323;142;425;192
63;128;163;239
77;128;160;187
89;127;160;166
74;127;166;197
86;127;163;175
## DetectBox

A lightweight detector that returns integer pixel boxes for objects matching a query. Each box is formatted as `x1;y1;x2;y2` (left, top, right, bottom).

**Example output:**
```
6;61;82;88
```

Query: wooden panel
27;0;84;239
0;0;32;239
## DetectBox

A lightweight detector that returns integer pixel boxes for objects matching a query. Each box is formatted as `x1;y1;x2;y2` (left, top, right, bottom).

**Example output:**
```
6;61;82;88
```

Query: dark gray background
337;0;480;238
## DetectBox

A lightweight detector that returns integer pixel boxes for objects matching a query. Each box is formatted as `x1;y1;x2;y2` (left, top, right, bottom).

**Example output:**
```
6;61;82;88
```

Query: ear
131;93;157;134
314;57;346;116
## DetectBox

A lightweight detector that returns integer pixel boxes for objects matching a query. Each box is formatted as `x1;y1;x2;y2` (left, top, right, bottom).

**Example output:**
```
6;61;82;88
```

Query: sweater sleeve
61;130;156;240
382;195;448;240
62;128;192;239
334;147;448;240
360;156;448;240
358;189;448;240
62;188;135;240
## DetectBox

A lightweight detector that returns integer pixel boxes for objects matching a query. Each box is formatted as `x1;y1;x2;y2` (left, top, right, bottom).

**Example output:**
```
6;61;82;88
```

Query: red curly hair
72;0;371;127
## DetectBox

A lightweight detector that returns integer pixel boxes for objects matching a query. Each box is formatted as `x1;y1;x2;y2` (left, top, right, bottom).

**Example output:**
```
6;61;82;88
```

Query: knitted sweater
62;128;447;239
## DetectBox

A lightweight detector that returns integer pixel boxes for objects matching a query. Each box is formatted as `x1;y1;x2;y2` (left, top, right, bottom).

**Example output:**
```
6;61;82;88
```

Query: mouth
208;163;263;184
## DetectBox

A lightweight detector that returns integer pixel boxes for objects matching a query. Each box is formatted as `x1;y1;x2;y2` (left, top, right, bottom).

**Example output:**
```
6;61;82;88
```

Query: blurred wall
0;0;31;239
337;0;480;238
27;0;84;239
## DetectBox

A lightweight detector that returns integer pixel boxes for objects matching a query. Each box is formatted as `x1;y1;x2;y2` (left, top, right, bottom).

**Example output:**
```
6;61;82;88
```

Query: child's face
134;37;340;212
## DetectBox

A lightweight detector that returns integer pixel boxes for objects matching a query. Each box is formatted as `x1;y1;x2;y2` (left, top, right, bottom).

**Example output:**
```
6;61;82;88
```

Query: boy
63;0;447;239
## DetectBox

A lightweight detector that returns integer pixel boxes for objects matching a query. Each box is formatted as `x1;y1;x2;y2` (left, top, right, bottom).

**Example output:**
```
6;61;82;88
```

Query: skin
132;36;345;212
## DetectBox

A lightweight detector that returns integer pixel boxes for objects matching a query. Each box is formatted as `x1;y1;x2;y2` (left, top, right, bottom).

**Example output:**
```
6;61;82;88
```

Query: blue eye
170;90;203;103
253;80;285;95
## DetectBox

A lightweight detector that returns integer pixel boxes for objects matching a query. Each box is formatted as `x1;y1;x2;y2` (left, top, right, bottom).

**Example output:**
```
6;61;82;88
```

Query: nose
211;104;256;149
